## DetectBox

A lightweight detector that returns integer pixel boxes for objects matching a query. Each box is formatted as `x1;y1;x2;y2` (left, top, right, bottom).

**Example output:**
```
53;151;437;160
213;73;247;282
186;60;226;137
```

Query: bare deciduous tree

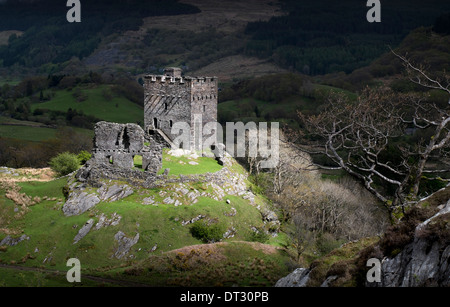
295;52;450;215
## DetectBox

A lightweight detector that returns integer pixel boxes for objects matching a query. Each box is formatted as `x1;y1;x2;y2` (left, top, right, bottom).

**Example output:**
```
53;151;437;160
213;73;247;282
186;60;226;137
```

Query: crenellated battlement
144;75;185;85
144;75;217;85
143;67;218;151
187;76;217;83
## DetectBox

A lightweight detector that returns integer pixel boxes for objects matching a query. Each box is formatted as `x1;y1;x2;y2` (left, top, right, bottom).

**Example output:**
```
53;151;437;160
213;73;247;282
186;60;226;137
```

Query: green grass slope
0;154;290;287
0;125;59;142
0;123;93;142
31;85;144;124
157;149;224;175
1;83;142;144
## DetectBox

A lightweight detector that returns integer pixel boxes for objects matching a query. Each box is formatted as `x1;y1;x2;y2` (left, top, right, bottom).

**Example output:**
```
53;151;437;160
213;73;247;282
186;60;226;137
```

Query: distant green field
0;124;93;142
31;85;144;124
0;116;44;126
0;125;57;142
0;77;21;87
1;83;142;143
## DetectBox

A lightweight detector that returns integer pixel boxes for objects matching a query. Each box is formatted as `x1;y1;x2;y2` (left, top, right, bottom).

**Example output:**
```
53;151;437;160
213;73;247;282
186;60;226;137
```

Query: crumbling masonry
77;68;219;186
91;121;162;174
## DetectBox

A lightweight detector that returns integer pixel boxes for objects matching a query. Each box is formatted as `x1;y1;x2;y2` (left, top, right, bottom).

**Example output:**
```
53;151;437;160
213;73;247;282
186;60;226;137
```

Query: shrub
190;220;224;243
49;152;80;177
77;150;92;165
72;88;88;102
316;232;342;256
379;206;435;257
249;229;269;243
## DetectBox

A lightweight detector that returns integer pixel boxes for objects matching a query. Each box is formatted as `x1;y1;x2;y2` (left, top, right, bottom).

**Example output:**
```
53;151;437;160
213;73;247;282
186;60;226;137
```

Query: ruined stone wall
91;121;162;174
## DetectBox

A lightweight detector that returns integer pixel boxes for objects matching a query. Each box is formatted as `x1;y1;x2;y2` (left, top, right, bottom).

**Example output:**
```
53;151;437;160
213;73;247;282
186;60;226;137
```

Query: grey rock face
439;245;450;286
63;191;100;217
181;214;205;226
276;200;450;288
142;196;155;205
374;200;450;287
262;209;278;222
401;239;441;286
95;213;121;230
73;219;95;244
150;243;158;253
0;235;30;246
379;237;448;287
223;227;236;239
320;275;339;287
112;231;140;259
275;268;311;287
63;179;134;216
163;197;175;204
0;167;17;176
98;184;133;202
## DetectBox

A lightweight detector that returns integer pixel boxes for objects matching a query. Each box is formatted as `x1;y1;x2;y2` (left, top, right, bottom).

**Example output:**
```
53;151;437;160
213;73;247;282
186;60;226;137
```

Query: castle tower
143;68;218;151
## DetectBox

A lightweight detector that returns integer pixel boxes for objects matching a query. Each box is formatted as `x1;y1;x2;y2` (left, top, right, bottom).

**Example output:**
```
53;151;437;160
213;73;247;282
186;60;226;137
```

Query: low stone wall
76;156;245;191
75;160;157;189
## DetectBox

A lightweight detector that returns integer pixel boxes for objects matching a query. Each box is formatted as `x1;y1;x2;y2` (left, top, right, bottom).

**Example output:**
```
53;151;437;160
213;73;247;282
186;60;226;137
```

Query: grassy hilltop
0;150;291;287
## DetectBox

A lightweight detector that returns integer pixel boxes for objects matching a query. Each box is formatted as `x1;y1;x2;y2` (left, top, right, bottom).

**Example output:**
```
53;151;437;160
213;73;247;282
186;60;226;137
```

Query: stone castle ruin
91;121;163;174
76;68;220;187
63;69;279;238
143;67;218;150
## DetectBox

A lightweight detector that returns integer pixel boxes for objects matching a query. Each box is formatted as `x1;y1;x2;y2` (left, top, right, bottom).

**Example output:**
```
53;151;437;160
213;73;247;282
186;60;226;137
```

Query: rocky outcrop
274;267;340;287
377;237;450;287
275;268;311;287
63;190;100;217
73;219;95;244
75;159;157;189
112;231;140;259
261;208;280;236
95;213;121;230
373;200;450;287
275;200;450;287
97;183;133;202
62;176;134;216
0;234;30;247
